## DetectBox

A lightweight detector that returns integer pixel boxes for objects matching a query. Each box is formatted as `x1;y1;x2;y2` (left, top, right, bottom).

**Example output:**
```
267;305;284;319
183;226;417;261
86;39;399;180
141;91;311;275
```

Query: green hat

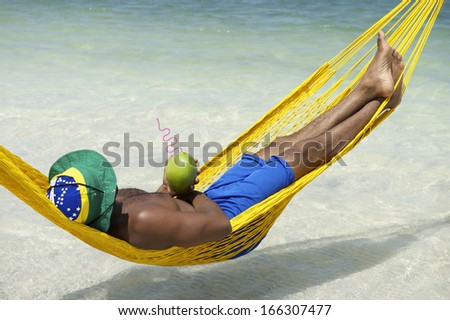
47;150;117;232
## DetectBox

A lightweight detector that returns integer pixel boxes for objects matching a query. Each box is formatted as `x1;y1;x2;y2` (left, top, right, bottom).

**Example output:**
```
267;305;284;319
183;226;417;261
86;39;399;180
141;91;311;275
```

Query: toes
392;49;401;62
392;50;405;70
377;30;390;51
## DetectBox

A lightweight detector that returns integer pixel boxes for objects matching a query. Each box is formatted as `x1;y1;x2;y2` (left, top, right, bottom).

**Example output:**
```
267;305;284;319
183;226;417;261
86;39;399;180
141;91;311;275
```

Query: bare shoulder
127;204;186;250
109;192;202;249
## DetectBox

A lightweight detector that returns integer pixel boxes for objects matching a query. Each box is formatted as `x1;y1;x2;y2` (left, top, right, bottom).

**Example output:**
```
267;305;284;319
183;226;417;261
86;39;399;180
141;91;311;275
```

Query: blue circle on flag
47;176;82;221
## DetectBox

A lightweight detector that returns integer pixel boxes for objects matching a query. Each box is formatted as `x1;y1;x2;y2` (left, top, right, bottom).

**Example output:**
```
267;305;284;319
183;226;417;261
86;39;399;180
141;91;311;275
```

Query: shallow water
1;0;449;299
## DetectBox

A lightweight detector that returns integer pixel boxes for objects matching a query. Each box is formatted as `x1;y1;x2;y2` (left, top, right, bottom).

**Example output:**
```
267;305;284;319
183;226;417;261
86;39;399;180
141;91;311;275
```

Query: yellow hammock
0;0;444;266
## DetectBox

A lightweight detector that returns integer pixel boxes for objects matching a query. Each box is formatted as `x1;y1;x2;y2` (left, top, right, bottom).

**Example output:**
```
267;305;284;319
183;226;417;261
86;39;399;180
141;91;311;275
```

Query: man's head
47;150;117;232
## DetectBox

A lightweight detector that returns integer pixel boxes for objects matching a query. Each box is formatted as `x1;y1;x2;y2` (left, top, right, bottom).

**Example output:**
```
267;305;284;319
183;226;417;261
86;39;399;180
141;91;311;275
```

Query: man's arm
128;192;232;250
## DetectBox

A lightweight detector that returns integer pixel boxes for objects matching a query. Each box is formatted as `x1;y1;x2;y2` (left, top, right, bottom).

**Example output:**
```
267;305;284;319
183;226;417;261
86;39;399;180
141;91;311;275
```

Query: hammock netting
0;0;444;266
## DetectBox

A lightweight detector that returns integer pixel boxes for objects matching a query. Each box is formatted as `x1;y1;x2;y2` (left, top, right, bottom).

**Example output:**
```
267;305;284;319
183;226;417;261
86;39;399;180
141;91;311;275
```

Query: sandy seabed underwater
1;0;449;299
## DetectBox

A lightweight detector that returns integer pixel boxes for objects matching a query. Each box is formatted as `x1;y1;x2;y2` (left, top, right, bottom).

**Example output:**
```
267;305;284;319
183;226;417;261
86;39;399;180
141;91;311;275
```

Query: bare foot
384;49;405;110
359;31;395;99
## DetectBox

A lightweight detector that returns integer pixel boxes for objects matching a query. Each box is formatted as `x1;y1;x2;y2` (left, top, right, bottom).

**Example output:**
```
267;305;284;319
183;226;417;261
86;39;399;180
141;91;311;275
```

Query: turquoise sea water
1;0;449;299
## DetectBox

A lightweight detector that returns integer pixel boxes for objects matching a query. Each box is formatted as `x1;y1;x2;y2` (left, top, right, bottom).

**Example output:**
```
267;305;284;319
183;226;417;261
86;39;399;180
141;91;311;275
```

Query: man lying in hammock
47;31;404;254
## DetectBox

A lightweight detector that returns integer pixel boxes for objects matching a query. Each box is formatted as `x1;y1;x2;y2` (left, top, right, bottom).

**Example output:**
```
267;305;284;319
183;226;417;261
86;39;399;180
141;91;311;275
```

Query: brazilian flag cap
47;150;117;232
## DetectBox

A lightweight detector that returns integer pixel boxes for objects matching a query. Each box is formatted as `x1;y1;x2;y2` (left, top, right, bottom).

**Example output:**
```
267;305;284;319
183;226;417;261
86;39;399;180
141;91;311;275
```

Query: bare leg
297;31;395;139
282;48;404;180
257;31;395;161
283;98;383;180
256;32;405;180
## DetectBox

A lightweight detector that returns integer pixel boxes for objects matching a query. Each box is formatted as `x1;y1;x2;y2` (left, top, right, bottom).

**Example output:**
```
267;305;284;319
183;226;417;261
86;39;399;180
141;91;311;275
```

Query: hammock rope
0;0;444;266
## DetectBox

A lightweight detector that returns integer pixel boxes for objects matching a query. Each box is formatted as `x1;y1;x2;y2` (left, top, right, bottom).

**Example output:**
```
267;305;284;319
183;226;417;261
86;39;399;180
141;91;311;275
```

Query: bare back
119;191;195;212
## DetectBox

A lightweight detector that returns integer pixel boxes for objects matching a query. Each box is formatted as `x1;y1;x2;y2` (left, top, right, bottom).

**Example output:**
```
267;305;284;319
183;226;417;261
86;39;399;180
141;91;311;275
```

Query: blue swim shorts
204;153;295;220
